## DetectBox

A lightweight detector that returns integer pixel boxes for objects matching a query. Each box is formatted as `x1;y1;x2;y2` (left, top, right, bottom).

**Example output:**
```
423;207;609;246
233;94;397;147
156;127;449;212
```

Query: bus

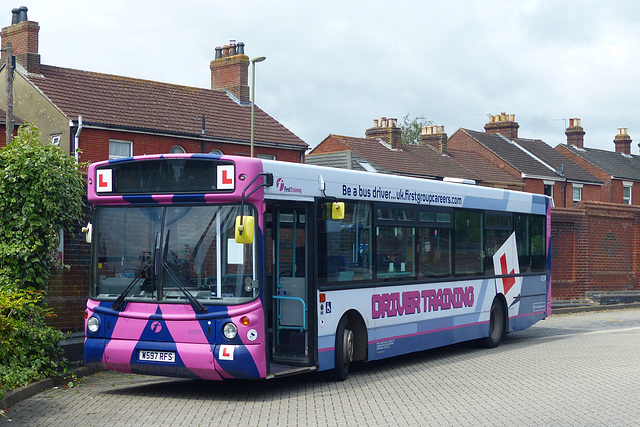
83;154;551;381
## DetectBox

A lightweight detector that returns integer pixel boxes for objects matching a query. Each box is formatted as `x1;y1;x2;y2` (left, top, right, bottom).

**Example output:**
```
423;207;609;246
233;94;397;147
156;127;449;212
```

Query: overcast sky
15;0;640;153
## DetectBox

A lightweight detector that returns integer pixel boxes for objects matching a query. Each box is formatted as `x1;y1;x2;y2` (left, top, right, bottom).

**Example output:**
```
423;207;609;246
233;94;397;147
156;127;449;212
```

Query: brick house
306;117;524;190
556;120;640;205
446;113;602;207
0;8;308;162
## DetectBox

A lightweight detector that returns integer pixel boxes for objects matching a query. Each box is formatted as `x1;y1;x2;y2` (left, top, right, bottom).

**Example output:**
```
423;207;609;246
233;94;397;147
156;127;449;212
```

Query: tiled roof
401;145;480;181
304;151;373;172
307;134;531;186
316;135;438;178
461;129;557;179
444;148;523;186
25;65;307;148
516;138;601;184
559;144;640;181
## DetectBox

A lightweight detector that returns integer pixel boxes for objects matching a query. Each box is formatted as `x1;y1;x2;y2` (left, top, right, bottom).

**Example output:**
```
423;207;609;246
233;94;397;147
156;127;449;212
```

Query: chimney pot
236;42;245;55
11;8;19;25
17;6;28;23
374;119;379;127
222;45;230;56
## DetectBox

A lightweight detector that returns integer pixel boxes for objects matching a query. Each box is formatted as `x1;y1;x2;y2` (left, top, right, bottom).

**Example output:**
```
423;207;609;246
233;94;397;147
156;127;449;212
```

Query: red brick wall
78;128;302;164
307;136;348;155
551;202;640;300
46;226;91;331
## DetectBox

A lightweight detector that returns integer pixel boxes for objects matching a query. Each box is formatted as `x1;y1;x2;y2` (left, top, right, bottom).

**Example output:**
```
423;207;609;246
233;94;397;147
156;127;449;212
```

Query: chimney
484;112;519;140
565;118;585;149
1;6;41;74
418;125;448;154
614;128;632;155
365;117;402;149
210;40;249;103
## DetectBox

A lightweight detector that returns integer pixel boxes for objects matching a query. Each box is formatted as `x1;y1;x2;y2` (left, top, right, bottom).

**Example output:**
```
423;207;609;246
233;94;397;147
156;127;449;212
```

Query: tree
400;114;433;146
0;124;86;290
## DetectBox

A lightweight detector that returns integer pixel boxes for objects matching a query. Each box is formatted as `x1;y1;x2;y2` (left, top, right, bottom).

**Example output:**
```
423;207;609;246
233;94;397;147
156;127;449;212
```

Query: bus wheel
483;298;505;348
332;316;354;381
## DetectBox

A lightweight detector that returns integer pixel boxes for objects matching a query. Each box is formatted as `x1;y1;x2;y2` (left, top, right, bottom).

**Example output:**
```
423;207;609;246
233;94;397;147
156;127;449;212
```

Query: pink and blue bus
84;154;551;381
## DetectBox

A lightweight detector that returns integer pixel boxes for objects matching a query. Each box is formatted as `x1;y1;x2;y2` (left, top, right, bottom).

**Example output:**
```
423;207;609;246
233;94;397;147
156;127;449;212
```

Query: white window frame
623;181;633;205
257;154;276;160
572;183;583;206
109;139;133;160
543;180;554;199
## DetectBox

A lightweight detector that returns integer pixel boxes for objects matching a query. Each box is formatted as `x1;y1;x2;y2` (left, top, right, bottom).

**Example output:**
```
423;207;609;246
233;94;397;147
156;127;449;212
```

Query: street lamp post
250;55;266;157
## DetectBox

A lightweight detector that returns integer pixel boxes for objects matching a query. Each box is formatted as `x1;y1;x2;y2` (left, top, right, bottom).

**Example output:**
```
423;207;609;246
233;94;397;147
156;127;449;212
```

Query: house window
257;154;276;160
109;140;132;160
572;184;582;206
50;135;61;146
543;182;553;198
169;145;186;154
623;182;633;205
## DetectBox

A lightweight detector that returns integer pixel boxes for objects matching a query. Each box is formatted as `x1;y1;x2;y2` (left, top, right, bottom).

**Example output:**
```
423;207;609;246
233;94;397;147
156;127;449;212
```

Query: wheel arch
340;309;368;362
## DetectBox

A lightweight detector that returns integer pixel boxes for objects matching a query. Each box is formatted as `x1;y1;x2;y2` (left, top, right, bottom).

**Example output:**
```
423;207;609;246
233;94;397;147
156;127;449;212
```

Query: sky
14;0;640;153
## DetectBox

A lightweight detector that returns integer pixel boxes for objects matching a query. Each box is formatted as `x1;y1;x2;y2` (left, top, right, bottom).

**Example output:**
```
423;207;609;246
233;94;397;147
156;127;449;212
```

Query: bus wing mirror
332;202;345;220
235;215;255;244
81;223;92;244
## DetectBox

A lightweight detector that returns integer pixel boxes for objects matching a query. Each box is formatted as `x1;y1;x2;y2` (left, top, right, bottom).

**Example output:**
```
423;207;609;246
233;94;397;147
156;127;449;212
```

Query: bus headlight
223;322;238;340
87;316;100;334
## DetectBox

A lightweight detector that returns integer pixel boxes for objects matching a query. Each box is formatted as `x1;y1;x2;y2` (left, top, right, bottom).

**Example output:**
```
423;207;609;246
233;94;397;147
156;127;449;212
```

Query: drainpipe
74;115;83;163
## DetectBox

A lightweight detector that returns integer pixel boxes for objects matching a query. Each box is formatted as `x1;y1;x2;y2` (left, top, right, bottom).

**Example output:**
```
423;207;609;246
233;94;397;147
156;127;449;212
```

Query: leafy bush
0;286;67;398
0;125;86;397
0;125;86;289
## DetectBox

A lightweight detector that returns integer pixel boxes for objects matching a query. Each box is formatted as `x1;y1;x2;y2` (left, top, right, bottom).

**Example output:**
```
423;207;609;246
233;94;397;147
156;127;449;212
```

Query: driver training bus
83;154;551;381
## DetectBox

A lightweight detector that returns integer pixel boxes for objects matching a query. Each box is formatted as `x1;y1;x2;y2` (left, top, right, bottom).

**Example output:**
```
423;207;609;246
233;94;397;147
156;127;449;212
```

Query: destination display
95;158;235;194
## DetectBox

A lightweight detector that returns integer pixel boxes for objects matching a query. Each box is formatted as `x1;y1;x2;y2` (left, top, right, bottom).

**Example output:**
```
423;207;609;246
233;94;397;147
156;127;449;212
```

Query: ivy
0;125;87;289
0;125;87;398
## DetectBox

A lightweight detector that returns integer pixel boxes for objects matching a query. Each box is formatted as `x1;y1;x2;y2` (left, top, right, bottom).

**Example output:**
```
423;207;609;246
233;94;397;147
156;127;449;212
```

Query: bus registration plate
139;350;175;363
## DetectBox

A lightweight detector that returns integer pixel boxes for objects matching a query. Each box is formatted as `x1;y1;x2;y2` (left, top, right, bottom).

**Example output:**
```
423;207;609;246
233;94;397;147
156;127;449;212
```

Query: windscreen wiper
161;261;207;313
111;266;151;311
161;229;206;313
112;233;160;311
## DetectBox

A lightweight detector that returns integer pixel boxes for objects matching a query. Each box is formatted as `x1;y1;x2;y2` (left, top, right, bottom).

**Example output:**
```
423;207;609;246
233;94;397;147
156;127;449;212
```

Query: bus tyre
332;317;354;381
483;299;505;348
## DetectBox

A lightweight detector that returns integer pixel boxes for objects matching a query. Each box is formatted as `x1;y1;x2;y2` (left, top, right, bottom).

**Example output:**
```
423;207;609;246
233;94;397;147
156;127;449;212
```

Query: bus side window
317;200;372;284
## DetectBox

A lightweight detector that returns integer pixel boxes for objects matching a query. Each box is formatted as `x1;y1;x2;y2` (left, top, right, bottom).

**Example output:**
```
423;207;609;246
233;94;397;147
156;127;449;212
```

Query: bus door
267;203;313;368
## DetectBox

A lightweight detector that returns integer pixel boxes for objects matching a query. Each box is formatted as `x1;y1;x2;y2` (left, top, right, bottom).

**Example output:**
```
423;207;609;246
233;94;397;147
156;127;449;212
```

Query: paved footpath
3;308;640;426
